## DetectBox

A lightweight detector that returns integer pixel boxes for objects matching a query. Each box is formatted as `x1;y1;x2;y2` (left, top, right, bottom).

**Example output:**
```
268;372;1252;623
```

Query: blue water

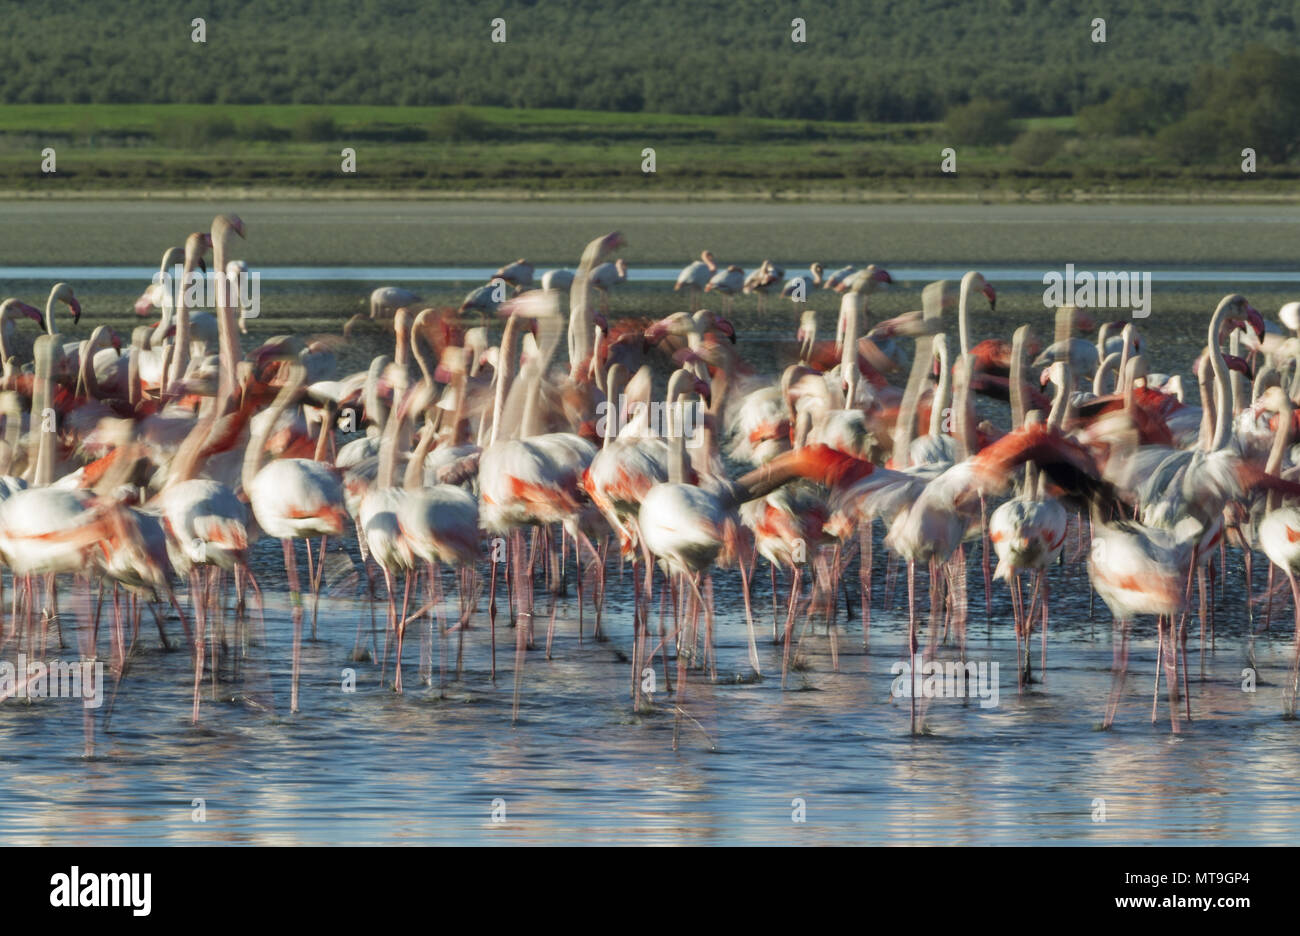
1;537;1297;846
1;264;1299;846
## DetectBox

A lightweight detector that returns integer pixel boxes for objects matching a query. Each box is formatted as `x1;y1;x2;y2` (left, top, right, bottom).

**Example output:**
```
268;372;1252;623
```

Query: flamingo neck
929;336;951;438
1207;299;1234;452
242;365;302;493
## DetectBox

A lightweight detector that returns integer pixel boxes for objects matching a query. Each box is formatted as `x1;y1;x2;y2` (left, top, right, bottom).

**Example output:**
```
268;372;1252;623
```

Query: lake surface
3;552;1298;846
1;200;1299;846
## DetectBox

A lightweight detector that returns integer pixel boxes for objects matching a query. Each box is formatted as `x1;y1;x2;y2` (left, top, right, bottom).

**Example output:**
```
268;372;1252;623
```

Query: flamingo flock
6;216;1300;756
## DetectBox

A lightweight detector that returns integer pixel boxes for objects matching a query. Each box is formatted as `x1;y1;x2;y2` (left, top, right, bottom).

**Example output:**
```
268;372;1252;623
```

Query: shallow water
3;201;1300;845
1;529;1298;846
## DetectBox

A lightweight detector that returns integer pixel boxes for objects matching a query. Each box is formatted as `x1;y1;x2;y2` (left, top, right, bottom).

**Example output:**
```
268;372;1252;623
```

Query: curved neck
1093;352;1120;396
150;249;183;347
0;300;19;379
957;272;977;358
44;286;63;336
1048;360;1072;429
365;355;391;434
1008;326;1028;430
892;335;933;468
409;315;437;389
1117;326;1133;394
29;336;61;486
379;380;413;490
928;334;951;437
664;369;693;485
603;364;628;449
839;292;862;403
242;365;304;492
1208;298;1236;452
79;327;110;400
568;234;614;380
212;218;243;418
169;251;198;392
1096;322;1112;360
489;317;521;446
1266;392;1292;511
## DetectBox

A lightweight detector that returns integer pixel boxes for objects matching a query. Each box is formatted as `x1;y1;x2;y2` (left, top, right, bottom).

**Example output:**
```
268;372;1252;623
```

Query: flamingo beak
874;269;893;285
694;378;712;406
593;312;610;331
982;283;997;311
68;298;82;324
1224;353;1254;380
1039;367;1051;387
1245;303;1266;341
716;317;736;343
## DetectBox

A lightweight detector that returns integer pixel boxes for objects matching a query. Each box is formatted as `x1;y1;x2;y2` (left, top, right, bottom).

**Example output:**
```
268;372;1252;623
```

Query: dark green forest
2;0;1298;122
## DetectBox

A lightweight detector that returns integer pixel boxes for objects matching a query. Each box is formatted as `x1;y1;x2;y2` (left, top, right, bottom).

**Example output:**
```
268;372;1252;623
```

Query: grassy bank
0;105;1294;199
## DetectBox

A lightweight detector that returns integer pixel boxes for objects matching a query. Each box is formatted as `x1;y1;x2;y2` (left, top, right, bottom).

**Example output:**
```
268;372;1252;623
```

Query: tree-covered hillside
2;0;1297;121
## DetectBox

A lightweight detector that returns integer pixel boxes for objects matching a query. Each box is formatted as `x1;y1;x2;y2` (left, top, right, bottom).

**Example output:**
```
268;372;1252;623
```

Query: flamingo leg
1287;571;1300;718
736;543;761;677
1263;562;1276;633
190;567;206;724
487;545;499;680
1103;619;1130;729
860;521;873;647
1152;616;1164;725
283;539;303;713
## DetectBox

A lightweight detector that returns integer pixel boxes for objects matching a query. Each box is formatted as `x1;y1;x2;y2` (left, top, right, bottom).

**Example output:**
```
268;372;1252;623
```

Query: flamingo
674;250;718;308
1257;385;1300;713
589;258;629;313
493;259;534;293
704;265;745;315
989;328;1068;689
743;261;785;314
244;362;348;713
781;263;825;305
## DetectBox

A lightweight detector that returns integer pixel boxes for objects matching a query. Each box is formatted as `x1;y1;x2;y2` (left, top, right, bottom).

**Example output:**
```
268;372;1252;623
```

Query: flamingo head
643;312;688;347
108;329;124;354
10;301;43;325
712;315;736;343
692;376;712;406
1224;296;1265;341
1244;302;1266;341
602;231;627;253
51;283;80;324
217;214;246;240
1223;353;1253;380
970;273;996;311
592;311;609;332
